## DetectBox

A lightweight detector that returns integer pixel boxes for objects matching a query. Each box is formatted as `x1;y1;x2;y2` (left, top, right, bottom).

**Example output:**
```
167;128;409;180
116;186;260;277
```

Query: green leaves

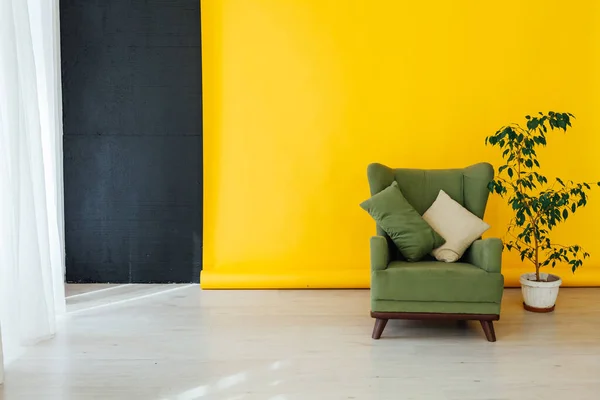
515;208;526;225
527;119;539;130
487;180;508;196
485;112;598;277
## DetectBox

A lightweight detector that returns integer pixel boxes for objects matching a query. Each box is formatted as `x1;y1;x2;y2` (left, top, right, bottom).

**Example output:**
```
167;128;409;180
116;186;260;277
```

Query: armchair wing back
367;162;494;261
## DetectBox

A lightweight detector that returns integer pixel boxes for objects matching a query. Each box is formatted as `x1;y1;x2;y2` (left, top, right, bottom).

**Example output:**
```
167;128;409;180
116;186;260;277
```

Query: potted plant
485;112;600;312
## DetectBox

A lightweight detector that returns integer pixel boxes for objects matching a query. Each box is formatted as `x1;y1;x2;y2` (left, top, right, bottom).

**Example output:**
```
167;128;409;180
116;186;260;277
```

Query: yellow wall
201;0;600;288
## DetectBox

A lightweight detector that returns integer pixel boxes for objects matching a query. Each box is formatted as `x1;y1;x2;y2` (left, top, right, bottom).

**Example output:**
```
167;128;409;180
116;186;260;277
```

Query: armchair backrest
366;162;494;260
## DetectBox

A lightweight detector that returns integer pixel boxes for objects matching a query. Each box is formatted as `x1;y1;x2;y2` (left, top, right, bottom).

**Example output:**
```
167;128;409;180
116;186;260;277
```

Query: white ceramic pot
520;272;562;312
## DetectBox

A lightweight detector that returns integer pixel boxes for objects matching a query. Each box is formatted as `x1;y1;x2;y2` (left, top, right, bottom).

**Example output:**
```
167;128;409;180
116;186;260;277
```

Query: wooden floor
1;286;600;399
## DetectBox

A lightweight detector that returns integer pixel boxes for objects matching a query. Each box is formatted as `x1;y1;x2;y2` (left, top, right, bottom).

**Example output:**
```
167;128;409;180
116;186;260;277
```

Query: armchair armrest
370;236;389;271
465;238;503;273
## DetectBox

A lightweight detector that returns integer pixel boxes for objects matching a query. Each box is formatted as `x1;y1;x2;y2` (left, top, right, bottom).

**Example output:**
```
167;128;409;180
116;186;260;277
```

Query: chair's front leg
372;318;388;339
480;320;496;342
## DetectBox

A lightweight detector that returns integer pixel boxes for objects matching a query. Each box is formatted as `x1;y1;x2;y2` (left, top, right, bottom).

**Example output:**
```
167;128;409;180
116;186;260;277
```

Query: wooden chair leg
480;320;496;342
372;318;388;339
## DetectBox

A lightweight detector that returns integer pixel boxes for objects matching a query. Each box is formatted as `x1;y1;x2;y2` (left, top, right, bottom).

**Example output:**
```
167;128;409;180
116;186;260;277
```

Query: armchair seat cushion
372;261;504;304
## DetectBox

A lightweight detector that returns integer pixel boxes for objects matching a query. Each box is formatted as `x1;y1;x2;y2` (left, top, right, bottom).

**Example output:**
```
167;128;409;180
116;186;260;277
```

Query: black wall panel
61;0;202;283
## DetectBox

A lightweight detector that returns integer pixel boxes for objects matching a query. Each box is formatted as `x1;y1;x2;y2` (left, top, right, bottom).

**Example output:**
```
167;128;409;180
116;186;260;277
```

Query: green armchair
367;162;504;342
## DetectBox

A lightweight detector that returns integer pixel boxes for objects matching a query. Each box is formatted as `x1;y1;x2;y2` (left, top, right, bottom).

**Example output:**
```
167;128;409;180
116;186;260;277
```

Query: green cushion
371;261;504;303
360;182;445;262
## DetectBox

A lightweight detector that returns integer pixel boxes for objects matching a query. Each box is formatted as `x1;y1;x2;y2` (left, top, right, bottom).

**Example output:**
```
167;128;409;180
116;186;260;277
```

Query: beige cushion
422;190;490;262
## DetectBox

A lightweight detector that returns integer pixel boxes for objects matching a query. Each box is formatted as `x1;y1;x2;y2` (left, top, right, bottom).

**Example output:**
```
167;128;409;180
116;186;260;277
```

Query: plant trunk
533;222;540;282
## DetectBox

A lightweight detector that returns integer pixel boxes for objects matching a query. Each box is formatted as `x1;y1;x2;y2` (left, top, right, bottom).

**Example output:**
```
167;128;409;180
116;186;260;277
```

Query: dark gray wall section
61;0;202;283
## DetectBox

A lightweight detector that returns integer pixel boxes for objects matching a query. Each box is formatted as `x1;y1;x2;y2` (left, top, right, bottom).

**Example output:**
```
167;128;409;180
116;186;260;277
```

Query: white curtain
0;0;65;381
